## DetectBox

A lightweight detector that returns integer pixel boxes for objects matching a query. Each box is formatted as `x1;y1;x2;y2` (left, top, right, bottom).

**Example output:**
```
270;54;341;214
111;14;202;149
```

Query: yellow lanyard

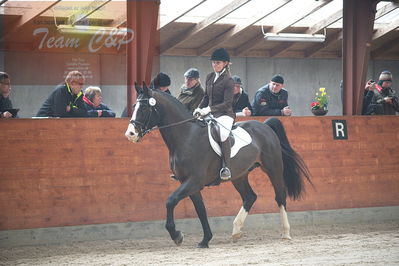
66;83;82;107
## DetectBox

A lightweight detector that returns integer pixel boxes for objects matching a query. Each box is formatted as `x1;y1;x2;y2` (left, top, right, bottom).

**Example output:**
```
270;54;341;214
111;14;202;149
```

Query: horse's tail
264;117;313;200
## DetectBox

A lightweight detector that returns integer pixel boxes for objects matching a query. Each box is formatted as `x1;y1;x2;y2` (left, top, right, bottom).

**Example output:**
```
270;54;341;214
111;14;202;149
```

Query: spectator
232;75;252;117
194;47;234;180
151;72;172;94
83;86;115;117
0;71;17;118
252;74;292;116
177;68;204;113
363;70;399;115
36;71;87;117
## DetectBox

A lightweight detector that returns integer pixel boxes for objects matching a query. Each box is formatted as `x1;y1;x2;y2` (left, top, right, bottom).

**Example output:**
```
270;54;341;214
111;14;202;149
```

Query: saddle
203;115;252;158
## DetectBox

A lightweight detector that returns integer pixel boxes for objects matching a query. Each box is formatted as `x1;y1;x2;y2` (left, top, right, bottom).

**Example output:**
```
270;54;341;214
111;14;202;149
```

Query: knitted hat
379;70;392;82
184;68;200;79
271;74;284;84
232;75;242;85
210;48;230;62
153;72;171;88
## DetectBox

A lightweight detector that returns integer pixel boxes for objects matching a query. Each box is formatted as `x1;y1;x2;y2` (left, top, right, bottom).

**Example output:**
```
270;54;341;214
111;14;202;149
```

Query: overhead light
57;25;129;36
264;33;325;42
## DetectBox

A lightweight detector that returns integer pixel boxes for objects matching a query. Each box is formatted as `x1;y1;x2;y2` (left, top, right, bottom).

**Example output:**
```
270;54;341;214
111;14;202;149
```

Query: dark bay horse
125;84;312;248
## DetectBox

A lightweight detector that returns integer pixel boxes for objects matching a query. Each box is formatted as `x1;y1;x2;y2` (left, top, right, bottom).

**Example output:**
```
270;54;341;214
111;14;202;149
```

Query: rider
194;47;234;180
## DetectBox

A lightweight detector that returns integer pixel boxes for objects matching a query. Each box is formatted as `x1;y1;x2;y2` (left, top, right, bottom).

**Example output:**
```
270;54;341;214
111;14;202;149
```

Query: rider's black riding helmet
210;47;230;62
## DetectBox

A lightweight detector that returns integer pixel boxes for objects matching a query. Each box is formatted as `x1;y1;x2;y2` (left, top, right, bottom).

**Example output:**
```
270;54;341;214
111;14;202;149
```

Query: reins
155;117;198;130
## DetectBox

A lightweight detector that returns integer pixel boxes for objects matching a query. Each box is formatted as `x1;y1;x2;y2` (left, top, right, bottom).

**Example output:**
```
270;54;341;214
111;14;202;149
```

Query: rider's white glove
193;106;211;117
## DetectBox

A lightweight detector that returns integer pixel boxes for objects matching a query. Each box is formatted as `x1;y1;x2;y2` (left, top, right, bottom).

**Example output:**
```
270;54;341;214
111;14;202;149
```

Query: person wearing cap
194;47;234;180
177;68;204;113
363;70;399;115
252;74;292;116
36;70;87;117
0;71;16;118
151;72;172;94
232;75;252;117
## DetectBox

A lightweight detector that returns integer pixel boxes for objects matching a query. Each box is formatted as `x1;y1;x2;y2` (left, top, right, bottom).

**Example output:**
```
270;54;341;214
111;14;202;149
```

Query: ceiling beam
160;0;207;29
69;0;111;26
304;30;342;58
270;8;342;57
196;0;292;56
235;0;332;56
372;17;399;40
304;1;398;58
160;0;251;54
1;0;61;41
375;2;399;18
371;35;399;58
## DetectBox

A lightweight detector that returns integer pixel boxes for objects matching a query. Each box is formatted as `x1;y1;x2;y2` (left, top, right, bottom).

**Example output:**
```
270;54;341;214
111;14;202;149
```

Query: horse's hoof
281;233;292;240
173;231;184;246
232;232;242;243
197;242;209;248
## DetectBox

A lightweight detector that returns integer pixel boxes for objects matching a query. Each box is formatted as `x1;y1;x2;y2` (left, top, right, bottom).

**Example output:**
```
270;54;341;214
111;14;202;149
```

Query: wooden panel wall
1;117;398;230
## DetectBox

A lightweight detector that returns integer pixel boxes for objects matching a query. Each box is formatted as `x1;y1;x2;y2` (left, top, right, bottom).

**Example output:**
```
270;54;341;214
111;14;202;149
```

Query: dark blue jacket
252;84;288;116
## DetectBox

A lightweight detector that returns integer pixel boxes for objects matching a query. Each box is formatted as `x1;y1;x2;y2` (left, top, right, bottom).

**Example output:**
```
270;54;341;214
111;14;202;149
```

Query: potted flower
310;87;328;116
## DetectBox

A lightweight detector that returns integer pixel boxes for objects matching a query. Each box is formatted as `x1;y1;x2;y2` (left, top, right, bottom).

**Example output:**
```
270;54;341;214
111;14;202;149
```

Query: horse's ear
142;81;151;96
135;82;143;95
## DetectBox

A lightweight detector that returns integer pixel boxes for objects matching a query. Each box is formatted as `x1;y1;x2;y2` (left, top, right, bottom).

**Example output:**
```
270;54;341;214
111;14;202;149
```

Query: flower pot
311;108;328;116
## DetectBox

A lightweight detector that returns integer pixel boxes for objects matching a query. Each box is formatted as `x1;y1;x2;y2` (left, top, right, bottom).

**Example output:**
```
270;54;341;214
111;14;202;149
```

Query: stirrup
220;167;231;180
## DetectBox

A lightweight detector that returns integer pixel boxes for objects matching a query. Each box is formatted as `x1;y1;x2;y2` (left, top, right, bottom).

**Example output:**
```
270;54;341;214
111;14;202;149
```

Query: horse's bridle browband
129;98;197;137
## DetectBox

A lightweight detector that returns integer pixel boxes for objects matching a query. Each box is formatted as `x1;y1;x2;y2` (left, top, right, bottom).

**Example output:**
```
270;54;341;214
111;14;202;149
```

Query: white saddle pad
207;122;252;158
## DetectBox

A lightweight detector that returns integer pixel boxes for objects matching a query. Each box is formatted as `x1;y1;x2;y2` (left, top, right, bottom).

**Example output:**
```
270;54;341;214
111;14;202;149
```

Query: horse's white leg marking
232;206;248;242
279;205;291;240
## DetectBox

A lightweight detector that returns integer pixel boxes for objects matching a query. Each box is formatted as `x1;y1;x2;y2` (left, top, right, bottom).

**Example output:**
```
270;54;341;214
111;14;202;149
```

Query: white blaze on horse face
125;101;141;142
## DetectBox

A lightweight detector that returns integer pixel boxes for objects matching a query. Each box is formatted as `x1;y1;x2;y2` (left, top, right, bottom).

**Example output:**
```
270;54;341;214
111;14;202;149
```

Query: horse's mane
153;89;194;118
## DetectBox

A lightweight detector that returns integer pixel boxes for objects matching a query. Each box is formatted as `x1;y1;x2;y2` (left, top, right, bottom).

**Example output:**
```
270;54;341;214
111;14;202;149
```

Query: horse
125;83;312;248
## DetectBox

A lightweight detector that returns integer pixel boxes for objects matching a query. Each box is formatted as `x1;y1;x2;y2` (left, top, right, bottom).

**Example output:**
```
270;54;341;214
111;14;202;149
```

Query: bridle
129;97;197;138
129;97;161;138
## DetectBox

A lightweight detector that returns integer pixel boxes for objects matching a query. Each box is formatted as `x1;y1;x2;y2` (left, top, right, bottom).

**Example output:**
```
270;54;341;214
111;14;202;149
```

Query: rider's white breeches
215;115;234;142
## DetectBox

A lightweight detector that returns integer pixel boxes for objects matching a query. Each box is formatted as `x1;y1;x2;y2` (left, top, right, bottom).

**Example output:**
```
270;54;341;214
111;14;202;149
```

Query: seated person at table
36;71;87;117
83;86;115;117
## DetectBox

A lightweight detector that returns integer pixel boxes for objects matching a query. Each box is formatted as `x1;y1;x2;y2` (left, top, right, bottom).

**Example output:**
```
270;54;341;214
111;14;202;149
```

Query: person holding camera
362;70;399;115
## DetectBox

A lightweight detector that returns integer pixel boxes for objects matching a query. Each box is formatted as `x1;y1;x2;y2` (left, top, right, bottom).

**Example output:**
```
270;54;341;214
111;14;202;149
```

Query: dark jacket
83;96;116;117
199;70;234;119
233;89;252;113
0;95;15;117
36;83;87;117
363;87;399;115
252;84;288;116
177;82;204;113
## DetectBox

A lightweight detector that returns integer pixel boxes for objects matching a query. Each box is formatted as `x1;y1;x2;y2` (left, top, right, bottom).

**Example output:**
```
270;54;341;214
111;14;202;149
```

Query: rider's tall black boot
220;139;231;180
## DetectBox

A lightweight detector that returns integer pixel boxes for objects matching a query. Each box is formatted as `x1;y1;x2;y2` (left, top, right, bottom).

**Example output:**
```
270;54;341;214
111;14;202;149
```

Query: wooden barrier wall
1;116;399;231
